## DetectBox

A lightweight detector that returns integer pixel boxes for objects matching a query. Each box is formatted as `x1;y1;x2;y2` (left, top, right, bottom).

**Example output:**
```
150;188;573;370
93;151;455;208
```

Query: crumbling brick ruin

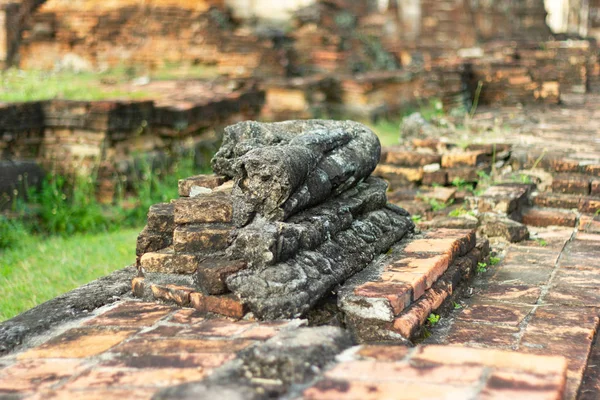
134;119;490;343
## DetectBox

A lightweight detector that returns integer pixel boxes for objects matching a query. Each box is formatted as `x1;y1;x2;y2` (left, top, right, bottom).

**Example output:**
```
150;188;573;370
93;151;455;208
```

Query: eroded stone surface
212;120;381;225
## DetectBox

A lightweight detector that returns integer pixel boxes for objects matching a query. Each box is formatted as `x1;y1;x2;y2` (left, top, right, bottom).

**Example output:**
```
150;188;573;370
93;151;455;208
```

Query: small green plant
427;313;441;326
411;214;423;223
535;238;548;247
477;262;488;273
453;302;463;310
451;177;475;192
511;173;533;184
476;170;492;182
448;207;475;218
490;256;501;266
420;197;454;212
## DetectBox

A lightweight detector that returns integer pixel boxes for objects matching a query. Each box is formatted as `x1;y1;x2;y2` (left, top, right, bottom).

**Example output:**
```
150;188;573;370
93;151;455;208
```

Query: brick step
339;228;489;342
511;149;600;176
551;173;600;197
532;192;600;214
521;207;579;228
300;344;567;400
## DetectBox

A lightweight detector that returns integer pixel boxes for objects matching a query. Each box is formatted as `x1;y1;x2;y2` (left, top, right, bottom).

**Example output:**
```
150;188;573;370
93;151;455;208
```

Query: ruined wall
17;0;292;78
0;83;265;203
10;0;554;73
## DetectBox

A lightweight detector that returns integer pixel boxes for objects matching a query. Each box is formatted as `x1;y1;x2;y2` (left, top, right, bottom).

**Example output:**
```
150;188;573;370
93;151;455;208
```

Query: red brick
585;164;600;177
196;258;248;295
190;292;247;319
353;282;412;315
64;367;207;390
456;303;533;327
590;178;600;197
412;346;567;376
381;148;441;167
384;254;450;295
30;389;156;400
17;327;138;360
324;360;484;384
392;287;449;338
151;284;194;306
168;309;205;325
524;306;599;338
0;359;85;393
173;194;233;224
476;184;530;214
542;284;600;307
446;321;519;348
84;302;173;328
471;284;541;305
356;345;411;362
489;264;554;286
111;337;252;356
147;203;174;233
447;167;480;183
552;174;591;195
579;215;600;233
522;208;578;228
303;379;475;400
442;151;489;168
380;270;428;301
178;174;228;197
532;193;582;209
422;170;448;186
139;250;201;274
480;370;566;400
238;323;289;340
579;198;600;214
173;224;233;253
179;319;254;337
374;164;424;183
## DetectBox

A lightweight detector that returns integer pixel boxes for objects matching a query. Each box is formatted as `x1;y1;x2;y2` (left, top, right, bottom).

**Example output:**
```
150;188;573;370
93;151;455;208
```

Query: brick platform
0;300;570;400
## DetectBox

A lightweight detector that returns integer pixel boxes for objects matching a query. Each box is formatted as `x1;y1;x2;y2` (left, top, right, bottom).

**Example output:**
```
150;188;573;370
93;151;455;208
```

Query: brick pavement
0;301;571;400
427;229;600;400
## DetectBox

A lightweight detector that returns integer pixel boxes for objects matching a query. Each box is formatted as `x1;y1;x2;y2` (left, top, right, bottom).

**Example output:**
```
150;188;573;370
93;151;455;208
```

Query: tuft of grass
490;256;501;266
535;238;548;247
0;227;140;322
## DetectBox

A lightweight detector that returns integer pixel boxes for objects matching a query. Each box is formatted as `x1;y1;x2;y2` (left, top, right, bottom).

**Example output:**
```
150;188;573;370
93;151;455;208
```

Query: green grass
0;227;141;322
0;63;221;103
369;118;403;147
0;69;151;102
